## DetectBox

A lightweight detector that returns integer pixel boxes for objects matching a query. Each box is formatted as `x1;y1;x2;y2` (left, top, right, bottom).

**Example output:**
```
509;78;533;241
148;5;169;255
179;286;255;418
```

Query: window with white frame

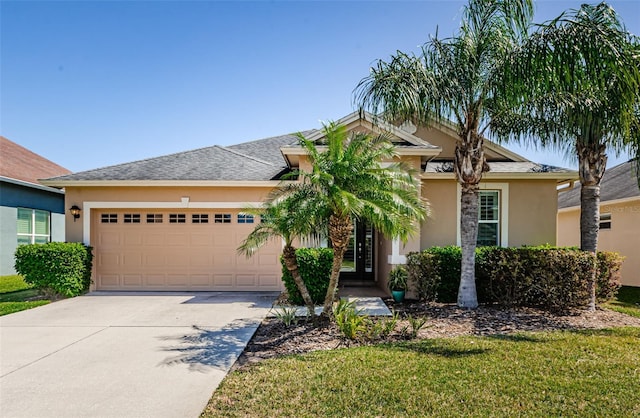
17;208;50;245
477;191;500;246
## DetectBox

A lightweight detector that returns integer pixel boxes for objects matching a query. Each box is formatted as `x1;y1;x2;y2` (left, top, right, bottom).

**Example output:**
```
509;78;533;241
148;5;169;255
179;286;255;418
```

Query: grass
203;328;640;417
603;286;640;318
0;275;50;316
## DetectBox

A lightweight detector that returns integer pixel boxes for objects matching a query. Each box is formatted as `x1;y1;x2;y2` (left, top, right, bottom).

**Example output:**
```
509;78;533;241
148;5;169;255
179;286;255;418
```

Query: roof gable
0;136;71;185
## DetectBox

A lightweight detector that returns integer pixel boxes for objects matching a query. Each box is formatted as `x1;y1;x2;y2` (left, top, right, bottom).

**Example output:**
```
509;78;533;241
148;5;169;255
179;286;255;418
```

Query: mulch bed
233;298;640;371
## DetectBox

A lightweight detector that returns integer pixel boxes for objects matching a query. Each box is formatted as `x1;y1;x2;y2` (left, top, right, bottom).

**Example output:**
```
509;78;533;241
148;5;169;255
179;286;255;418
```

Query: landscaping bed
234;298;640;370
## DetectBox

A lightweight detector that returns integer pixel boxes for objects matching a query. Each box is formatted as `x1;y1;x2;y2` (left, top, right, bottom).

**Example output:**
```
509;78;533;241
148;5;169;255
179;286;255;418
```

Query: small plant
388;266;408;291
272;306;299;327
402;314;428;339
333;299;366;340
364;311;399;340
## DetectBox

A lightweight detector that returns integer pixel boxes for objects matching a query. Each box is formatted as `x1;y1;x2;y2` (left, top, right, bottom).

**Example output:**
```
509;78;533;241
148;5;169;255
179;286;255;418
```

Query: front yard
203;287;640;417
0;275;50;316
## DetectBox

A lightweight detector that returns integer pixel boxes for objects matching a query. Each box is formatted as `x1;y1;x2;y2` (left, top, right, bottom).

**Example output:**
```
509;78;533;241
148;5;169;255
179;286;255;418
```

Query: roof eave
1;176;65;194
421;172;578;181
38;180;288;188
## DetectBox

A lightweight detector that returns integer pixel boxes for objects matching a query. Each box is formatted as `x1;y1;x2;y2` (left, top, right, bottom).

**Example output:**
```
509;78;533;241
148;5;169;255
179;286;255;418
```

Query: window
477;191;500;246
599;213;612;230
169;214;186;224
237;214;254;224
192;214;209;224
101;213;118;223
214;214;231;224
146;213;163;223
123;214;141;223
17;208;50;245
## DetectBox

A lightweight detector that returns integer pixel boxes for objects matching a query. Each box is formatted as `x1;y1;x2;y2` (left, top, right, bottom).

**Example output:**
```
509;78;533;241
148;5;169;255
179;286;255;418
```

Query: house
41;112;577;293
0;136;71;275
558;160;640;287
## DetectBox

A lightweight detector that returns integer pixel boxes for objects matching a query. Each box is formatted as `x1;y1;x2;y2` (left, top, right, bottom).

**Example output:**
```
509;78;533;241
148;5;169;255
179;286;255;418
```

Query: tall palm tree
355;0;533;308
277;123;427;317
493;2;640;310
238;194;322;316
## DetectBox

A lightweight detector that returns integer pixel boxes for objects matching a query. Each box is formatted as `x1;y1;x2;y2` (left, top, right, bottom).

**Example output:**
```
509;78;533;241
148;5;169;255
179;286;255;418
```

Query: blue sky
1;0;638;173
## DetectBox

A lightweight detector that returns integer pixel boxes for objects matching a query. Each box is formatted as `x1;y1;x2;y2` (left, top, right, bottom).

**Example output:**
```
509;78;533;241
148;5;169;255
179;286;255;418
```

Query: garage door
92;209;283;291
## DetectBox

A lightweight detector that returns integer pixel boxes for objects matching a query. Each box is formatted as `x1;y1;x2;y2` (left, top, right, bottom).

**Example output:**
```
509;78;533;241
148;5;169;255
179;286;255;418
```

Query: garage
92;209;283;291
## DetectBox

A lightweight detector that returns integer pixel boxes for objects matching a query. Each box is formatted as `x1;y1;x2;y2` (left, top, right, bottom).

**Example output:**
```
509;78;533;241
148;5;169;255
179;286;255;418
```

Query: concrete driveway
0;291;277;418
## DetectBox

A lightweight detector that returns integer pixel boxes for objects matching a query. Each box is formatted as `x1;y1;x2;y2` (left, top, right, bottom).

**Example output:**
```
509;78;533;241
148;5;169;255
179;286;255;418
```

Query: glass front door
340;221;375;281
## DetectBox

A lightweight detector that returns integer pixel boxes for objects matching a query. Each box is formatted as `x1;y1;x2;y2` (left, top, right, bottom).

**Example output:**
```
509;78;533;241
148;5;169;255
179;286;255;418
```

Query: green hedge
281;248;333;305
406;246;622;310
15;242;93;297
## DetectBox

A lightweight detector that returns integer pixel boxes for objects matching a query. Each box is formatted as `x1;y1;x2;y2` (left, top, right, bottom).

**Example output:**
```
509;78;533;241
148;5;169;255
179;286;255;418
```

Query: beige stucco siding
421;179;558;249
558;200;640;287
421;180;458;247
64;186;274;243
508;180;558;246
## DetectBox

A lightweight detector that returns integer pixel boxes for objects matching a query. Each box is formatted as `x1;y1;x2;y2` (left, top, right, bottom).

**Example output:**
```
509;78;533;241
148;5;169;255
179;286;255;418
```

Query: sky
1;0;639;173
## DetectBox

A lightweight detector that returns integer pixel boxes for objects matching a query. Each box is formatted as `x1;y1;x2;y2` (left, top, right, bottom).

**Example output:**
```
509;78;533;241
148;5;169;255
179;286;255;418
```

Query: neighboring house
41;112;576;293
0;136;71;275
558;160;640;287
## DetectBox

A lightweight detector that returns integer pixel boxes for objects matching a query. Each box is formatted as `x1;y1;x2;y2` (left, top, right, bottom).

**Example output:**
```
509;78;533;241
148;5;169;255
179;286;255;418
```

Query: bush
281;247;333;305
407;246;623;310
596;251;623;301
406;252;440;301
14;242;93;298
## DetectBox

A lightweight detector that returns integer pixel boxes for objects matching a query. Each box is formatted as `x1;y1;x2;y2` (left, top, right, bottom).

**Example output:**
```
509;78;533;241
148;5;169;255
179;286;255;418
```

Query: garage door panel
93;209;283;291
123;274;143;286
236;275;257;287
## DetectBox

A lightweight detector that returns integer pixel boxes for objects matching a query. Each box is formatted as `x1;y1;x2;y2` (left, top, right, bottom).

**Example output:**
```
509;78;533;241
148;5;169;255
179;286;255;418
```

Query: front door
340;221;375;282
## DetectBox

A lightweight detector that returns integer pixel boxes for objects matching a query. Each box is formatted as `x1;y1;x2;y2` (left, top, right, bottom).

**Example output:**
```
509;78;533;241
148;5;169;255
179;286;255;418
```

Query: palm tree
493;2;640;310
238;195;321;317
355;0;533;308
277;122;427;317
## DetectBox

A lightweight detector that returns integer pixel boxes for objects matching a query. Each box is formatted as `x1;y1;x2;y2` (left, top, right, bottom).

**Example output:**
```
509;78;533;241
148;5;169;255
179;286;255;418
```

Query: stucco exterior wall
421;179;558;250
558;200;640;287
0;206;18;275
508;180;558;247
63;186;275;243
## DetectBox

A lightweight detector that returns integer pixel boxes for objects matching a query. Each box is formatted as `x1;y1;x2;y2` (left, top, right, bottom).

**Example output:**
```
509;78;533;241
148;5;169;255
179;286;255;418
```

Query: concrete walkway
0;291;278;418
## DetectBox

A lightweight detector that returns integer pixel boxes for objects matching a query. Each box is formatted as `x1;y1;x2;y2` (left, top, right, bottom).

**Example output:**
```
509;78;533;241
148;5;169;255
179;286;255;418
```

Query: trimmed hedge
15;242;93;298
406;246;623;310
281;247;333;305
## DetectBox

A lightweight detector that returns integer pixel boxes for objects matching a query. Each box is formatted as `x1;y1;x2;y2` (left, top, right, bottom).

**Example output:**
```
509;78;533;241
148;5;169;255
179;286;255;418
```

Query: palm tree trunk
458;184;480;309
454;127;485;309
577;141;607;311
321;214;354;317
282;244;315;317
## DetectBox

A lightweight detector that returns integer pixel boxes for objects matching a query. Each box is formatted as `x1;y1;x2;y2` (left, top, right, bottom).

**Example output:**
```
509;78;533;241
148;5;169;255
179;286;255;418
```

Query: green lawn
603;286;640;318
0;275;50;316
203;328;640;417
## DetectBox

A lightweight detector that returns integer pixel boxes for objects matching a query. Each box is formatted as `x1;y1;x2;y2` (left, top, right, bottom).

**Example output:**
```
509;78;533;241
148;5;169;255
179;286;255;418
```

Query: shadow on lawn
158;319;261;373
387;340;489;358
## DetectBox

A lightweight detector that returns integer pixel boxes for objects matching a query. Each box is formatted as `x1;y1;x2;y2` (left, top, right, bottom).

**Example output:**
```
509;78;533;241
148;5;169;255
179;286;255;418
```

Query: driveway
0;291;277;418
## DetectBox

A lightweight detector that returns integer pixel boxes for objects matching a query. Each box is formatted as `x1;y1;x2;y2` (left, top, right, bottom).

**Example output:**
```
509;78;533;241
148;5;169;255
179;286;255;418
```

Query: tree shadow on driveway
158;319;260;373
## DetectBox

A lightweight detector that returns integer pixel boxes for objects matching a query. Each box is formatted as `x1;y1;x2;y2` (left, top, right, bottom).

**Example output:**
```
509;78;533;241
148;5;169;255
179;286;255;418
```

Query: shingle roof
0;136;71;184
227;130;316;165
558;160;640;209
425;161;573;173
48;144;287;182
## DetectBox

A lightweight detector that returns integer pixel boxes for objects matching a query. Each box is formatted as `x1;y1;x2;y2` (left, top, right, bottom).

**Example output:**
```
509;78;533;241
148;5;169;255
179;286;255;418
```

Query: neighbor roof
0;136;71;185
558;160;640;209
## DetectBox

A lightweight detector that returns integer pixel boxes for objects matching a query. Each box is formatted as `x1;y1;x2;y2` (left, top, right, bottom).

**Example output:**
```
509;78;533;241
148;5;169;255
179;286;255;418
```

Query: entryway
340;221;375;284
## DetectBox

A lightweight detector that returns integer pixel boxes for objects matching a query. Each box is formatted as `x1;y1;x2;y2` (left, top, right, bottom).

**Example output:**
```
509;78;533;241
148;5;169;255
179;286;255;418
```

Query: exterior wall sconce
69;205;81;222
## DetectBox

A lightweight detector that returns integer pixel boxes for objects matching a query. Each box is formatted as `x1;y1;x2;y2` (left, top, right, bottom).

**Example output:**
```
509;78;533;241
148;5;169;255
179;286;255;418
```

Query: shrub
14;242;93;298
408;246;623;310
281;247;333;305
596;251;623;301
406;252;440;301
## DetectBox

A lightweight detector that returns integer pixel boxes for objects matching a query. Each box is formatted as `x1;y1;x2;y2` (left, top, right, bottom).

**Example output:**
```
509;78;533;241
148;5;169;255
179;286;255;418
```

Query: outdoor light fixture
69;205;81;222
